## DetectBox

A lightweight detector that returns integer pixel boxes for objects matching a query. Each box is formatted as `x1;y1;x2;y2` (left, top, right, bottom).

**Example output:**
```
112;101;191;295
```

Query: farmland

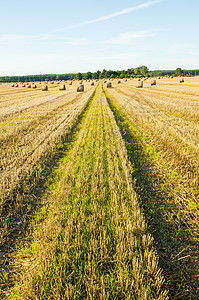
0;78;198;299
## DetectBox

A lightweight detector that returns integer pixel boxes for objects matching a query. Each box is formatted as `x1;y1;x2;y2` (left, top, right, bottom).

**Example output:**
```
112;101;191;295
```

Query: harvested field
0;81;95;245
104;77;199;299
0;78;198;299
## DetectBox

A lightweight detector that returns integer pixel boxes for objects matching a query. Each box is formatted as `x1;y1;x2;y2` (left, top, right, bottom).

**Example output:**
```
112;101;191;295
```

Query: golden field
0;78;198;299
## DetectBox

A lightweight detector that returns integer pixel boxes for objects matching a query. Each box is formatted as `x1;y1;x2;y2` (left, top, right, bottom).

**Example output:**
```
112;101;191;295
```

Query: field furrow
0;78;198;299
8;86;168;299
103;82;199;299
0;85;95;245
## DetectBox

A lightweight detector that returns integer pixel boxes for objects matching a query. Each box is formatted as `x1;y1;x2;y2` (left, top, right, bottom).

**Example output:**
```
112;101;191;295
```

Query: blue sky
0;0;199;75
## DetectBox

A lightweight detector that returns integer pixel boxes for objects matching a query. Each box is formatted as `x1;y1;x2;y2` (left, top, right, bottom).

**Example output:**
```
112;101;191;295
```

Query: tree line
0;73;75;83
0;67;199;83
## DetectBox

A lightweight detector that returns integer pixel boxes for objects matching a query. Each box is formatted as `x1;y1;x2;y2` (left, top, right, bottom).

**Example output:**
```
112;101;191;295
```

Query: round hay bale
32;84;37;88
68;81;72;85
136;81;143;88
104;80;107;83
138;78;141;81
15;83;18;87
91;82;94;86
59;84;66;90
42;85;48;91
51;81;54;84
124;79;127;82
27;84;31;88
151;80;156;86
171;76;173;79
79;81;83;84
22;84;25;87
158;76;161;79
11;84;14;87
180;77;184;83
118;80;121;84
77;84;84;92
107;82;112;88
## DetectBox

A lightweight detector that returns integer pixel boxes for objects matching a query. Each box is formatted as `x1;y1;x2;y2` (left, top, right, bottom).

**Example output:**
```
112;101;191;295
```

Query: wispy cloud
0;34;34;42
53;0;164;32
0;34;90;46
58;38;90;46
104;29;162;45
0;33;53;42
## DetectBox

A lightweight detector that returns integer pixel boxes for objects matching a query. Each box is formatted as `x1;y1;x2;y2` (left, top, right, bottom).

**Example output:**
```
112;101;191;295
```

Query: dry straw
42;85;48;91
151;80;156;86
136;81;143;88
59;84;66;90
77;84;84;92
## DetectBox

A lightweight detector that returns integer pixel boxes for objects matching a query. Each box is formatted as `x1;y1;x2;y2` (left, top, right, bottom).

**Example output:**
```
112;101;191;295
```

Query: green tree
134;67;142;77
83;72;92;80
140;66;149;76
76;72;83;80
100;69;107;79
175;68;183;76
92;72;98;79
120;73;125;79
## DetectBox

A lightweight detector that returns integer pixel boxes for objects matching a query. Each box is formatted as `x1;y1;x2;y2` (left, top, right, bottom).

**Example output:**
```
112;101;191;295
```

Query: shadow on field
104;88;198;300
0;89;96;298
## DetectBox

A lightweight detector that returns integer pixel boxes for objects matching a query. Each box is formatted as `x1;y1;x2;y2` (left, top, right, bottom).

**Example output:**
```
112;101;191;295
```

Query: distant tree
76;72;83;80
136;66;148;76
87;72;92;79
120;73;125;79
95;70;100;79
100;69;107;79
134;67;142;77
1;66;198;83
83;71;92;80
105;71;110;78
92;72;98;79
175;68;183;76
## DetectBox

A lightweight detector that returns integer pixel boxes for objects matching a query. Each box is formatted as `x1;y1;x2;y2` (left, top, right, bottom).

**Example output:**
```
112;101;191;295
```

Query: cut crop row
0;87;95;245
10;86;168;299
103;83;199;299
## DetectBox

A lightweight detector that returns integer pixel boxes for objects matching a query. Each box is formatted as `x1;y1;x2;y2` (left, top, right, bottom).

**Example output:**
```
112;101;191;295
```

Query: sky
0;0;199;76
